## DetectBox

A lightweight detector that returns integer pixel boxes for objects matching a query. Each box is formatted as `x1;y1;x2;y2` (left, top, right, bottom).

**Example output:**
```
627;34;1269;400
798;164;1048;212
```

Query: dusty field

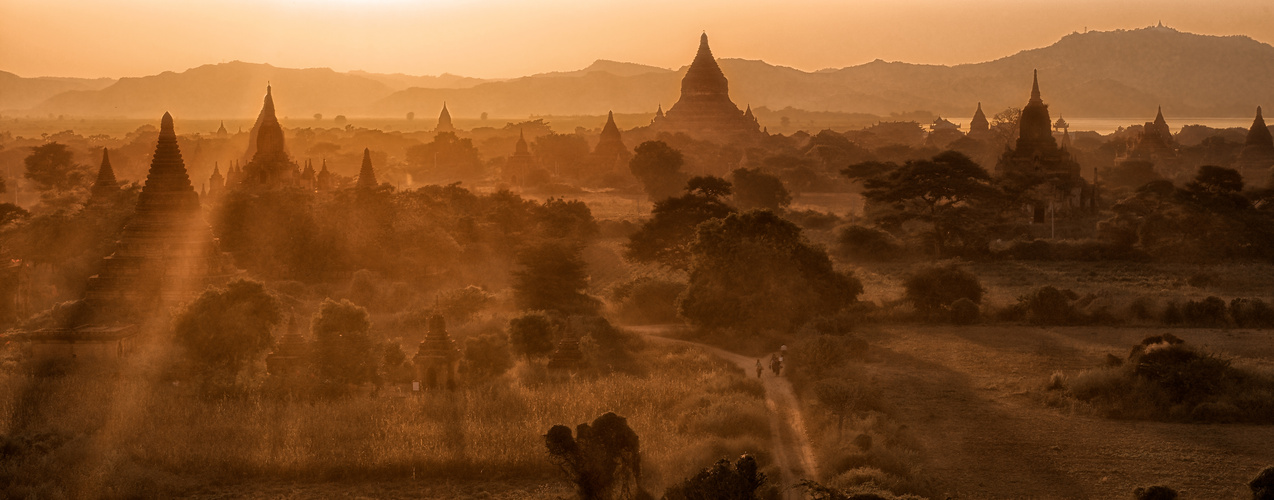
854;261;1274;308
856;324;1274;499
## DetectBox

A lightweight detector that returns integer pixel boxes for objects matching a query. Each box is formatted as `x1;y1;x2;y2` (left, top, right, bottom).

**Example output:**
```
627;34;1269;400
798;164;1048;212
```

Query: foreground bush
1062;335;1274;423
545;412;647;500
173;280;283;390
901;264;983;322
663;454;768;500
834;225;904;262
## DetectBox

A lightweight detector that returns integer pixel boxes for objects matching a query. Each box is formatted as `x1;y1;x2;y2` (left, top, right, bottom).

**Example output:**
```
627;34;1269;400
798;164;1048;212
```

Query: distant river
1062;117;1254;135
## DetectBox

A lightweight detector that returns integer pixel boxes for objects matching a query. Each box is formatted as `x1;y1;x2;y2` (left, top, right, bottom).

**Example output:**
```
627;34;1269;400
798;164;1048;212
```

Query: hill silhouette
9;26;1274;120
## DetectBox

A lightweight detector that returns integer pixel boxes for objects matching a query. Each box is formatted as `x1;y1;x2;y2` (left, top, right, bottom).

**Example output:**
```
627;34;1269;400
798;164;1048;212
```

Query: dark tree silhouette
626;176;735;270
629;140;689;201
902;264;984;318
846;150;1001;257
508;312;557;359
679;210;862;331
173;280;283;388
512;241;600;315
311;298;376;387
663;454;766;500
730;167;791;210
544;412;644;500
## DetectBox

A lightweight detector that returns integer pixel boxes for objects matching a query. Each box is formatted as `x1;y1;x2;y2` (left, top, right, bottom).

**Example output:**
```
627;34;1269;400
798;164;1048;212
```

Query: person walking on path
756;359;763;378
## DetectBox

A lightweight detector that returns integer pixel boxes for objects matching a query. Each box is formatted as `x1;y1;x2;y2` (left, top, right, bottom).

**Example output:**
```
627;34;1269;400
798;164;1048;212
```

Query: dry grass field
851;324;1274;499
0;341;773;499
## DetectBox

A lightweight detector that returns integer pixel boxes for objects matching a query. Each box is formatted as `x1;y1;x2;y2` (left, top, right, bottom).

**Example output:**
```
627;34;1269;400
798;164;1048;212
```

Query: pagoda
994;71;1080;180
591;111;631;172
79;113;235;319
300;160;316;190
316;160;335;191
1120;107;1177;166
413;314;460;389
355;148;378;199
1236;106;1274;187
435;103;455;134
238;85;301;189
86;148;120;207
266;314;309;377
503;129;538;186
652;33;761;142
968;103;990;138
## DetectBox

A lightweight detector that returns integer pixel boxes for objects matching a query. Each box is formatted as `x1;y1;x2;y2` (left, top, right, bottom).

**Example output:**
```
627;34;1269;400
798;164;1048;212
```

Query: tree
902;264;984;318
464;332;513;380
311;298;376;387
406;111;415;121
313;113;323;121
629;140;689;201
512;241;600;315
508;312;557;358
545;412;644;500
679;210;863;331
664;454;766;500
625;176;735;270
1251;465;1274;500
173;280;283;388
730;168;791;210
24;143;88;193
846;150;1001;257
814;379;862;439
990;107;1022;146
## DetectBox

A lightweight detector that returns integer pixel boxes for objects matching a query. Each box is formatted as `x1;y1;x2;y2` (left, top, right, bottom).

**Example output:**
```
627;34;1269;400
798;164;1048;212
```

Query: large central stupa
652;33;761;142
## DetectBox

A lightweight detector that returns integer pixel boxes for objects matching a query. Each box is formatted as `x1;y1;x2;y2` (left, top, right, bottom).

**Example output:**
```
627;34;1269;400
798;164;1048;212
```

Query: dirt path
863;325;1274;499
630;326;818;500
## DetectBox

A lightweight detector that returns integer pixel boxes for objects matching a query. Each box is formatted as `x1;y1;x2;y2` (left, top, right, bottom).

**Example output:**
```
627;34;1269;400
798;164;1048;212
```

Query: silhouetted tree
730;167;791;210
464;332;513;380
509;312;557;359
311;298;376;388
513;240;600;315
679;211;862;331
629;140;688;201
173;280;283;389
626;176;735;270
663;454;766;500
545;412;644;500
902;264;983;319
845;151;1001;257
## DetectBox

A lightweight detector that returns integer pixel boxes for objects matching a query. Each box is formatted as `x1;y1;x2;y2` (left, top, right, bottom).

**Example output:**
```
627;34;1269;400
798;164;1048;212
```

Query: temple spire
1030;70;1042;103
1246;106;1273;148
88;148;119;203
357;148;377;191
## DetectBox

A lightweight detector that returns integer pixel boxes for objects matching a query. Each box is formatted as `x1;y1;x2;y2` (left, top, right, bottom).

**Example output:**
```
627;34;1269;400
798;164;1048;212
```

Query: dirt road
630;326;818;500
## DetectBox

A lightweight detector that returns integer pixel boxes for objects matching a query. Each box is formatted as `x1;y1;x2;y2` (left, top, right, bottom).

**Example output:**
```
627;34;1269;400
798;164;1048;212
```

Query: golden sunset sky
2;0;1272;79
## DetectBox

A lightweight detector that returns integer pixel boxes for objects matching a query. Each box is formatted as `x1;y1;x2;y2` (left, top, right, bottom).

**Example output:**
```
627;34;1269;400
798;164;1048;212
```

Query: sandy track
630;326;818;500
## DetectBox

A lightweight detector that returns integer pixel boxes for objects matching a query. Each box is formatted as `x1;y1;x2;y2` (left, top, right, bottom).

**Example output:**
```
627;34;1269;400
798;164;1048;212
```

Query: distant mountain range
5;25;1274;121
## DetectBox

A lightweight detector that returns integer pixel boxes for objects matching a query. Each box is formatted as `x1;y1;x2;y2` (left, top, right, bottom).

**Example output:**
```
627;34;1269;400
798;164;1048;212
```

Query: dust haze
2;2;1274;500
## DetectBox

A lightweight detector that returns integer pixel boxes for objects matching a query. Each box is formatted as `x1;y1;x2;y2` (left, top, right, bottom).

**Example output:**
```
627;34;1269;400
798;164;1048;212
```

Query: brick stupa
652;33;761;142
79;112;235;323
1236;106;1274;187
238;85;300;189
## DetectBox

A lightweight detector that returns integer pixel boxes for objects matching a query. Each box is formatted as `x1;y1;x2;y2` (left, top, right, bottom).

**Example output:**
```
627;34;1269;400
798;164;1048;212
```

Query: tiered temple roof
413;314;460;389
436;103;455;134
503;129;538;185
592;111;631;171
81;112;234;323
87;148;119;206
969;103;989;136
238;86;300;189
356;148;378;192
1237;106;1274;187
995;71;1080;180
653;33;761;142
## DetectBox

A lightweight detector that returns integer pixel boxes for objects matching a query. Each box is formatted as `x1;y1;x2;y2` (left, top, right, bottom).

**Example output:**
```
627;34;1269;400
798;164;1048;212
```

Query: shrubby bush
1252;466;1274;500
508;312;557;359
1064;335;1274;423
463;332;514;381
1132;485;1179;500
1232;298;1274;329
995;238;1147;262
834;225;904;262
610;277;685;325
663;455;767;500
311;298;376;389
902;264;983;322
173;280;283;390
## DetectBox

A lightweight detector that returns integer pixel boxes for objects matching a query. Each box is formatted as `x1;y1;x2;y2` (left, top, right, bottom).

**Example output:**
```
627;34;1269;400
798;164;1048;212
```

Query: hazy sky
3;0;1273;79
